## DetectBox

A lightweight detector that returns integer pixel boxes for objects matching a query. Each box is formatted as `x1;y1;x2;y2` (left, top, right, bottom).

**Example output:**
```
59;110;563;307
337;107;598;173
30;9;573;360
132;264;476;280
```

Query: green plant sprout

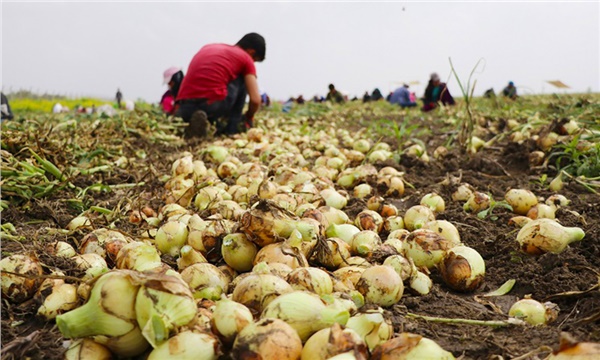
477;195;513;220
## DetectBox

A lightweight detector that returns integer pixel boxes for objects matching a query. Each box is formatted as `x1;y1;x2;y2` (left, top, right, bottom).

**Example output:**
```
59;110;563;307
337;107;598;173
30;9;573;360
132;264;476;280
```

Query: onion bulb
46;241;76;258
301;323;368;360
211;298;254;345
73;253;109;281
232;273;293;313
421;220;461;248
403;205;435;231
312;237;351;270
254;242;308;269
408;270;433;296
1;254;43;303
371;332;455;360
351;231;382;257
155;220;189;257
147;331;218;360
439;246;485;292
333;266;366;289
354;184;373;199
463;192;491;212
222;233;258;272
181;263;229;300
401;229;450;269
451;183;474;202
115;241;162;272
508;298;559;325
36;277;78;320
345;308;393;351
516;218;585;255
354;210;384;232
526;203;556;220
382;255;412;281
546;333;600;360
505;188;538;215
420;193;445;213
382;216;405;233
64;339;112;360
321;188;348;209
177;245;207;271
356;265;403;306
79;229;130;266
326;224;361;245
287;267;333;295
232;318;302;360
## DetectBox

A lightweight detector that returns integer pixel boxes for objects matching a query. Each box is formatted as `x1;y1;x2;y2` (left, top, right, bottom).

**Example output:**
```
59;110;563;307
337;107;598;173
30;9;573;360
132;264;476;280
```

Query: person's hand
243;113;254;130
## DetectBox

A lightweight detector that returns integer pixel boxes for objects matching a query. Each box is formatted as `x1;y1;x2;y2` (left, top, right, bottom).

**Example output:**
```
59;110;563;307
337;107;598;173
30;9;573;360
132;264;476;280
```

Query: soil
1;106;599;360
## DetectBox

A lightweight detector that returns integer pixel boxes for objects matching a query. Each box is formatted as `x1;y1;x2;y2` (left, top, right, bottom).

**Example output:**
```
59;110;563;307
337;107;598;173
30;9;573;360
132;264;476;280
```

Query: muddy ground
1;104;599;360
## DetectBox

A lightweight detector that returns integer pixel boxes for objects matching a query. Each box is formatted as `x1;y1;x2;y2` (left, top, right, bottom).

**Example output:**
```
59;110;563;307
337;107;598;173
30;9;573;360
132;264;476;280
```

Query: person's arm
244;74;261;120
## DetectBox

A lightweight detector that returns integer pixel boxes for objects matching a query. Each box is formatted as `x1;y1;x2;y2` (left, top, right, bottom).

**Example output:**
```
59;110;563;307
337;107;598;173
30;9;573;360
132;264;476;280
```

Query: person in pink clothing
160;66;184;115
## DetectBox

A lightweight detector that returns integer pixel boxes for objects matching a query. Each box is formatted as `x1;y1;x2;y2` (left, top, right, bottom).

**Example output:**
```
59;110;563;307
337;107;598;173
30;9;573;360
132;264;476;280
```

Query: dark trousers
176;76;247;135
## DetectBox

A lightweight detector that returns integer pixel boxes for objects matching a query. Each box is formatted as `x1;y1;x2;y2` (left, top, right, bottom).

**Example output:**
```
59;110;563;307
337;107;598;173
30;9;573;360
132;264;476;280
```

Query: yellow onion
333;266;366;289
194;186;227;211
177;245;207;271
401;229;450;269
56;270;149;357
209;200;244;221
301;323;368;360
379;203;399;218
545;194;570;208
204;145;229;164
421;220;461;248
451;183;474;202
403;205;435;231
217;161;238;179
73;253;109;281
258;179;279;199
64;339;112;360
505;188;538;215
345;308;393;351
66;215;93;231
351;230;382;257
232;272;293;313
36;277;78;320
159;203;189;220
353;139;371;153
171;154;193;176
355;210;384;232
420;193;445;212
185;214;207;252
254;242;308;269
338;256;372;269
211;297;254;345
463;191;491;212
408;270;433;295
383;255;413;281
516;218;585;255
312;237;351;270
155;220;189;257
321;188;348;209
356;265;403;307
326;223;361;245
371;332;455;360
262;262;294;279
439;246;485;292
379;175;405;197
508;298;559;325
383;216;405;233
79;228;131;266
261;291;350;341
354;183;374;199
319;205;350;225
1;254;43;303
378;166;402;178
222;233;258;272
368;150;392;163
547;333;600;360
46;241;77;258
232;318;302;360
135;271;197;347
229;184;251;204
147;331;219;360
287;267;333;295
181;263;229;300
200;218;235;262
367;196;385;212
526;203;556;220
116;241;162;272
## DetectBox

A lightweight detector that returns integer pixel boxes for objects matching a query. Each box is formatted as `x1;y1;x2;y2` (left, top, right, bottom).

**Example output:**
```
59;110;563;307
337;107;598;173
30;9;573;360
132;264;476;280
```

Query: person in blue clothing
389;84;417;108
502;81;518;100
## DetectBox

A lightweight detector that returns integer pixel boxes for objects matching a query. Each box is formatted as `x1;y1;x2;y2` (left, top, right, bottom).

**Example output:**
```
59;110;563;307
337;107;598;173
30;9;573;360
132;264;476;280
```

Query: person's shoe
185;110;208;138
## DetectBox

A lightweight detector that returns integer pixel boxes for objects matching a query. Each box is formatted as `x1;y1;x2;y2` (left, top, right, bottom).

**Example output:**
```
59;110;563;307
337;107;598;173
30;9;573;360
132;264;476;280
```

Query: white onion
356;265;403;306
403;205;435;231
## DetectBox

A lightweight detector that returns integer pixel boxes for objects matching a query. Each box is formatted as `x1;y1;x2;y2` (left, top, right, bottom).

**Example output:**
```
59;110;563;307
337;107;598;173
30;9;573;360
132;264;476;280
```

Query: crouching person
175;33;265;138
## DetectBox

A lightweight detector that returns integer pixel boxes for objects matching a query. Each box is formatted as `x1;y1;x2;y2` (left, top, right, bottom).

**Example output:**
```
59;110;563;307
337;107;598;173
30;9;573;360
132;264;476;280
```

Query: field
1;94;599;359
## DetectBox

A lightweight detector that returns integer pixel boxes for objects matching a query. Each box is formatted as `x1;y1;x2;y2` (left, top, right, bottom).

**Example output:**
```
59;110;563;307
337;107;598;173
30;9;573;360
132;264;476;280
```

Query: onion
378;166;402;177
439;246;485;292
155;220;189;257
355;210;384;232
451;183;474;202
367;196;385;212
345;308;393;351
64;339;112;360
232;318;302;360
421;220;462;248
186;214;207;252
526;203;556;220
508;298;559;325
379;203;399;218
209;200;244;221
147;331;218;360
409;270;433;295
159;203;189;220
177;245;207;271
401;229;450;269
217;161;238;179
368;150;391;163
46;241;77;258
312;237;351;269
181;263;229;300
403;205;435;231
301;323;368;360
505;188;538;215
211;297;254;345
73;253;109;281
171;154;193;176
371;332;455;360
379;176;405;197
261;291;350;341
135;271;197;347
545;194;570;208
56;271;149;357
547;333;600;360
204;145;229;164
351;230;382;256
232;272;293;313
326;223;361;245
194;186;226;211
254;242;308;269
382;255;413;281
333;266;366;289
356;265;403;306
287;267;333;295
353;139;371;153
1;254;43;303
354;183;373;199
339;256;372;269
66;215;93;231
321;188;348;209
463;191;491;212
516;218;585;255
36;277;78;320
420;193;446;212
382;216;405;233
222;233;258;272
79;229;130;266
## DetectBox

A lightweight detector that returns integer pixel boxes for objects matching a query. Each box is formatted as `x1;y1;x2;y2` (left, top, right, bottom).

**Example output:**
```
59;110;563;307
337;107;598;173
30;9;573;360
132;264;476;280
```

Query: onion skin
64;339;113;360
356;265;403;307
403;206;435;231
147;331;219;360
547;333;600;360
232;318;302;360
371;333;455;360
301;323;368;360
1;254;43;303
505;188;538;215
401;229;450;269
232;273;293;314
439;246;485;292
508;298;551;325
516;218;585;255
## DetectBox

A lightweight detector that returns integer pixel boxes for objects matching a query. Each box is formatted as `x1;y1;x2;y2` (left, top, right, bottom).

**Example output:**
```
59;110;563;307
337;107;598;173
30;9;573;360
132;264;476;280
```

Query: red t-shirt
177;44;256;102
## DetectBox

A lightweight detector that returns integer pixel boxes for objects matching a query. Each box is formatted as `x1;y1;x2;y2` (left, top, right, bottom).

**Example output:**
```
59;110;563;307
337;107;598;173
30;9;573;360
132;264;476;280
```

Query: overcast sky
2;1;599;102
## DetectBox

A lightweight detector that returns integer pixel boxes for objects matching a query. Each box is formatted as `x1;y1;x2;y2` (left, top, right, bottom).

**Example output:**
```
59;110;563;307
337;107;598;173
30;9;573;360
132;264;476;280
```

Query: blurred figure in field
421;73;455;112
296;95;305;104
389;84;417;108
484;88;496;98
176;33;265;137
160;66;185;115
502;81;518;100
362;91;371;103
1;93;14;120
115;88;123;108
326;84;345;103
261;92;271;107
371;88;384;101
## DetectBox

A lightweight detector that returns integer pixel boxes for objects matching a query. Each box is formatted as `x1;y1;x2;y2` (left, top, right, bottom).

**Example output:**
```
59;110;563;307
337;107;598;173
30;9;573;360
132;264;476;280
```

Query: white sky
2;1;599;102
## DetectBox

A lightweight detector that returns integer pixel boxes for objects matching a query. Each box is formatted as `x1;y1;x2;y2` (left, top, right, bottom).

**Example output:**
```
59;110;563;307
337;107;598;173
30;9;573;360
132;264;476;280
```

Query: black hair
236;33;266;61
328;84;335;90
